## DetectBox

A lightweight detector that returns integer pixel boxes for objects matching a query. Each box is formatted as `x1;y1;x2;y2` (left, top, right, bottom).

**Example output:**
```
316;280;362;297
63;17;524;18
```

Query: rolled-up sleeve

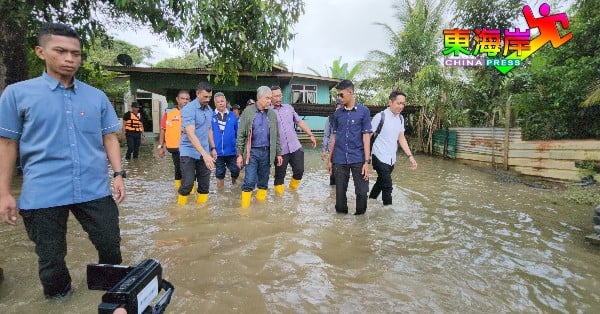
0;86;23;140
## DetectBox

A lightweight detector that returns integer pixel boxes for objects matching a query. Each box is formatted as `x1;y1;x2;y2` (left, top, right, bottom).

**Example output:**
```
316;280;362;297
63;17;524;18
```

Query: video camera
87;259;174;314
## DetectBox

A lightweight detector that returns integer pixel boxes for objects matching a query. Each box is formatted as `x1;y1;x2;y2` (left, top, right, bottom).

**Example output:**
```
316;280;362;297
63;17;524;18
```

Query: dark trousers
274;148;304;185
215;155;240;180
125;131;142;159
20;196;122;298
333;163;369;215
167;149;182;180
369;155;395;205
242;148;270;192
179;156;211;195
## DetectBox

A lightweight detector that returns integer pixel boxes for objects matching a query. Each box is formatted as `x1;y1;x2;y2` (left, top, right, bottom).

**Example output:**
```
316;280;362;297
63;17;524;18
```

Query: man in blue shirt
211;92;239;188
0;23;125;299
236;86;283;208
177;81;217;205
327;80;372;215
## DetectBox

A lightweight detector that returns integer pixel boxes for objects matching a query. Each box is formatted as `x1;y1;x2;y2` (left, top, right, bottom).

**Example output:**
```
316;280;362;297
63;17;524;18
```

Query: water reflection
1;143;599;313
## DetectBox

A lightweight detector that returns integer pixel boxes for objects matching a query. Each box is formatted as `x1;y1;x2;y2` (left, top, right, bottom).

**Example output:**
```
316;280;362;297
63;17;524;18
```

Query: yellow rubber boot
174;180;181;189
274;184;284;194
241;191;252;208
177;194;188;205
196;193;208;204
289;178;301;190
256;188;267;201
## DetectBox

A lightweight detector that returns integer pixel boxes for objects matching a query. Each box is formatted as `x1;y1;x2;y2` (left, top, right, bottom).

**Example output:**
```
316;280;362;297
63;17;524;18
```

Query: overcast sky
109;0;575;75
110;0;398;74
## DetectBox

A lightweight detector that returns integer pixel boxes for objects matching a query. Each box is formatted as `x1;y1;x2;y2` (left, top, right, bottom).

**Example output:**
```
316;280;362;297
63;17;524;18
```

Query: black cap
232;104;240;109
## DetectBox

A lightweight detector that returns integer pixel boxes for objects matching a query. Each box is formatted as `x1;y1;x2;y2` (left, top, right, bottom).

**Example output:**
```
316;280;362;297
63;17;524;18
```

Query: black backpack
370;111;385;151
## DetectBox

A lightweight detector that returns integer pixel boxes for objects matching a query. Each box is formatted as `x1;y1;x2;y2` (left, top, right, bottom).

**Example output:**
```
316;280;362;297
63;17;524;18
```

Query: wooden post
503;97;512;171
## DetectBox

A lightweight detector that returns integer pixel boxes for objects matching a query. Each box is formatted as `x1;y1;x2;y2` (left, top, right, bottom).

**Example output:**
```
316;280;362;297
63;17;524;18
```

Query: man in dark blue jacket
212;92;240;187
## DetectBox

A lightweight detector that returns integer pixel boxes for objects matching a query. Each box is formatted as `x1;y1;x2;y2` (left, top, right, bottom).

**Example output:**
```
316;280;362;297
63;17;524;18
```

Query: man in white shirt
369;90;418;205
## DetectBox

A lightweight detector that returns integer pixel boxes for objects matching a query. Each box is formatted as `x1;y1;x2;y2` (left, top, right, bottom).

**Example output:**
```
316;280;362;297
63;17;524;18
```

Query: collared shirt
251;105;270;148
322;115;334;153
371;108;405;166
272;104;302;155
179;98;212;159
331;103;372;164
214;108;229;132
0;72;121;210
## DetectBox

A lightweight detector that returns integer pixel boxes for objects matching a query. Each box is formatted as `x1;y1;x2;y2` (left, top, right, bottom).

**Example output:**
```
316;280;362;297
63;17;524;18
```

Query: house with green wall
105;65;341;133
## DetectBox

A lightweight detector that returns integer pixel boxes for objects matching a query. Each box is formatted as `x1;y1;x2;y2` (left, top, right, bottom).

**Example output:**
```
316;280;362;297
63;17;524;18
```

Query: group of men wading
157;79;417;212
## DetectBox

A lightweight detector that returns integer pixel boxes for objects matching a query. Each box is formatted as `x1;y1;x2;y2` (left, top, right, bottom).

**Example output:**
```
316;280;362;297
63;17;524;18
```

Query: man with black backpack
369;90;418;205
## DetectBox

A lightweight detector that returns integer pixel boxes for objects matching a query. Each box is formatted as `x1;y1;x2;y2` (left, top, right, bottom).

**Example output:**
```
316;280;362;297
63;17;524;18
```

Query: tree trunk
0;2;29;93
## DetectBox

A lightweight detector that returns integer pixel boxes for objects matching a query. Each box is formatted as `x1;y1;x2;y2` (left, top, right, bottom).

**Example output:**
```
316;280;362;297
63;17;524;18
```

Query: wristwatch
157;144;163;149
113;170;127;178
364;159;372;165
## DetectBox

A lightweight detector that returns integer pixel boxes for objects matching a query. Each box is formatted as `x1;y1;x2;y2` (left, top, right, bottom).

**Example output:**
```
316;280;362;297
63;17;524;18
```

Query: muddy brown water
1;143;599;313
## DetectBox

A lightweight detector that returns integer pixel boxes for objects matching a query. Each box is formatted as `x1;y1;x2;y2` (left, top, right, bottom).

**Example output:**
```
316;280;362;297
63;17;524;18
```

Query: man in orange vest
122;103;145;160
157;90;191;189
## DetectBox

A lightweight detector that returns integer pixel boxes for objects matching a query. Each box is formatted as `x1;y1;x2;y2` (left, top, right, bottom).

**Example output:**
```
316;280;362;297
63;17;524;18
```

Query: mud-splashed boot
174;180;181;189
288;178;301;190
241;191;252;208
196;193;208;204
274;184;284;194
256;188;267;201
177;194;188;205
216;179;224;188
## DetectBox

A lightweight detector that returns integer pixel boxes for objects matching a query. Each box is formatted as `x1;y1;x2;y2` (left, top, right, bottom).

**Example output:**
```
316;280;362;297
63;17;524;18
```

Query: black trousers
179;156;211;195
274;148;304;185
369;154;395;205
333;163;369;215
125;131;142;159
20;196;122;298
167;148;182;180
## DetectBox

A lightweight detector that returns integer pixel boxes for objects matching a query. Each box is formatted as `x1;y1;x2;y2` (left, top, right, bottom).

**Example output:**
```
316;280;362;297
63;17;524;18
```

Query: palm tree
307;57;362;80
363;0;449;85
583;81;600;107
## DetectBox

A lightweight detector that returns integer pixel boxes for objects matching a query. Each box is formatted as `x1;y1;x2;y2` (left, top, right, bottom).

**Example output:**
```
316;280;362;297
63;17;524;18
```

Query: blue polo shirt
179;98;212;159
0;72;121;210
331;103;372;164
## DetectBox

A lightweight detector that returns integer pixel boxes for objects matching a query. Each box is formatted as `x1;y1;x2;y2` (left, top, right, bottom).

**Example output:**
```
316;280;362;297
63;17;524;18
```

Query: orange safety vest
124;111;143;132
164;108;182;149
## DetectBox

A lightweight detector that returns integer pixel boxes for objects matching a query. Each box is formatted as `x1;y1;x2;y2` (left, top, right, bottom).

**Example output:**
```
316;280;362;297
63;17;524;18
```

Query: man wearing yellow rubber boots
270;86;316;194
157;90;190;189
177;82;217;205
236;86;282;208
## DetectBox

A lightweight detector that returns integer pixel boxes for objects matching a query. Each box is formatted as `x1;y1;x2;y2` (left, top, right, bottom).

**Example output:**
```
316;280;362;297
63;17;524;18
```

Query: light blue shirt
0;72;121;209
179;98;212;159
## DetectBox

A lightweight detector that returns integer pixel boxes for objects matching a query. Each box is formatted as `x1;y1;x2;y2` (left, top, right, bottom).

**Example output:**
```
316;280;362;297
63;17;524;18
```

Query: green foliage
154;51;209;69
452;0;524;30
511;0;600;139
2;0;304;87
450;0;525;127
86;39;152;66
563;186;600;206
365;0;448;85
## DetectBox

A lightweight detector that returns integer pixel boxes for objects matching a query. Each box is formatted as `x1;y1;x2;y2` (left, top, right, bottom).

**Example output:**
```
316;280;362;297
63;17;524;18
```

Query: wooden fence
445;127;600;182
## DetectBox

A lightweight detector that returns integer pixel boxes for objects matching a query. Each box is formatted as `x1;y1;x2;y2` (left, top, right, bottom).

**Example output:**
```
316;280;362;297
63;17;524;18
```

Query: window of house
291;84;317;104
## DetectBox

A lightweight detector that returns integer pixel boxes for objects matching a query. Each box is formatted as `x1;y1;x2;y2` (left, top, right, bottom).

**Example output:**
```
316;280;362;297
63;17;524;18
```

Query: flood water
1;142;600;313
